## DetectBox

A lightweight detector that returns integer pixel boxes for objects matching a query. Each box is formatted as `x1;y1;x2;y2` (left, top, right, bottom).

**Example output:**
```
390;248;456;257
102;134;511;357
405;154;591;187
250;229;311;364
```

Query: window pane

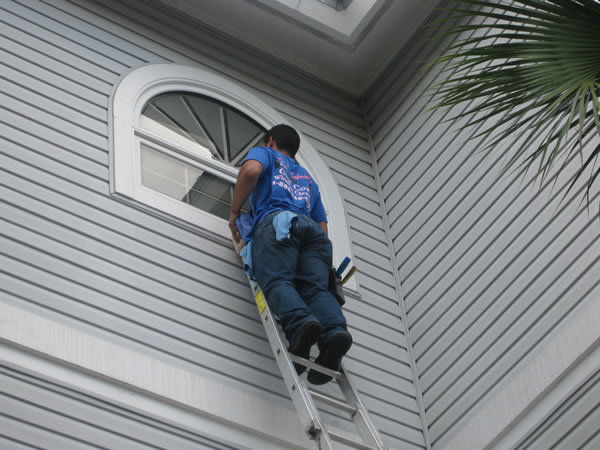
141;144;247;221
187;173;233;220
140;92;261;222
141;92;265;166
143;94;215;153
185;95;226;158
225;109;264;165
141;144;203;200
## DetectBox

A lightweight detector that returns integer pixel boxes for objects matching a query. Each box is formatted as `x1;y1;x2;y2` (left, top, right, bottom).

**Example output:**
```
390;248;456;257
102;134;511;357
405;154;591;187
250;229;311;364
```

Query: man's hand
229;209;242;243
318;221;328;236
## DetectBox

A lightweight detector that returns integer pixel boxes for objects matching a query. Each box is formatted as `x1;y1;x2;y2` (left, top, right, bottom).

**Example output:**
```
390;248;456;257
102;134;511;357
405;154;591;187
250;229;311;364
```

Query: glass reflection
141;144;248;220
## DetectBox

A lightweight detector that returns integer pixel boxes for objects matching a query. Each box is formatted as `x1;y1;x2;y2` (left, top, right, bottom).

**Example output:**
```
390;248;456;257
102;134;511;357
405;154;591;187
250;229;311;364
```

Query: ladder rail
338;364;387;449
251;282;336;449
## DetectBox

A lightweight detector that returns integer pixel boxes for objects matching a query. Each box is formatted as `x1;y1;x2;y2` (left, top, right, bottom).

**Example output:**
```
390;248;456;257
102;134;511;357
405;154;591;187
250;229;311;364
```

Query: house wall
517;368;600;450
0;362;236;450
364;5;600;449
0;0;425;447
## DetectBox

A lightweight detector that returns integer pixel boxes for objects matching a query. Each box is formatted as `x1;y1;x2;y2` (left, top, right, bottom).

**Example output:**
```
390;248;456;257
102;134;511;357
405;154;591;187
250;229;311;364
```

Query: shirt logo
272;156;312;211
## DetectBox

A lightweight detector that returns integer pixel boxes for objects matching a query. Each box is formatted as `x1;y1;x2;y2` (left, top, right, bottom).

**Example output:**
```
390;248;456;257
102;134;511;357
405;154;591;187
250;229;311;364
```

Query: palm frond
430;0;600;204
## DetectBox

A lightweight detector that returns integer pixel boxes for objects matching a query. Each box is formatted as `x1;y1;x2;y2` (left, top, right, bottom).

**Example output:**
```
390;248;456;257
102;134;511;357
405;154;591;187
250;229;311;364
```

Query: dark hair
263;124;300;157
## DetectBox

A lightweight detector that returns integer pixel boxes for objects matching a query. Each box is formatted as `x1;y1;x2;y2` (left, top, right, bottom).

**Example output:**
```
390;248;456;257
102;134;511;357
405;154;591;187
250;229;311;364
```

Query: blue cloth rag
273;211;298;241
240;240;254;280
236;213;253;243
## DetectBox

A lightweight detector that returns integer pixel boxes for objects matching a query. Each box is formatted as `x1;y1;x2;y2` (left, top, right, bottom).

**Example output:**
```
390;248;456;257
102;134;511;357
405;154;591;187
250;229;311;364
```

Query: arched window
109;64;357;291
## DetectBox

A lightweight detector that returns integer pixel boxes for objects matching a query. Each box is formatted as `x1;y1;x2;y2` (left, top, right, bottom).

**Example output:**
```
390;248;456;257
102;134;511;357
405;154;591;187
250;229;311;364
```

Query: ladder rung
308;389;356;415
325;426;375;450
289;355;341;379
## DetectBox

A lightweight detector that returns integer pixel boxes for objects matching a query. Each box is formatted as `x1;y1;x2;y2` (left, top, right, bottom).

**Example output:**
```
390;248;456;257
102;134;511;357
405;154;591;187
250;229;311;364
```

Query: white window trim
108;63;357;292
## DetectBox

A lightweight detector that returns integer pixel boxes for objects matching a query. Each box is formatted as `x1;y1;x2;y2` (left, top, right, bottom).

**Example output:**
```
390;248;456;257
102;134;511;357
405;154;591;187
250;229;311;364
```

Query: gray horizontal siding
0;364;233;449
0;0;424;446
518;369;600;450
365;3;600;448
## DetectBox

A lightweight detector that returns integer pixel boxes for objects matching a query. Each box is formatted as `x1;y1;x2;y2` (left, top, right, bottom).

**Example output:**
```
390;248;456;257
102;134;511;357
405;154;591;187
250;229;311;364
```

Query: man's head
263;124;300;157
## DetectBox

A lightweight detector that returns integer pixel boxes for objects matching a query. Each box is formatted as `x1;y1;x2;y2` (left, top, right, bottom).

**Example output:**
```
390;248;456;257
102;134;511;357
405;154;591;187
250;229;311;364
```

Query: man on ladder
229;124;352;385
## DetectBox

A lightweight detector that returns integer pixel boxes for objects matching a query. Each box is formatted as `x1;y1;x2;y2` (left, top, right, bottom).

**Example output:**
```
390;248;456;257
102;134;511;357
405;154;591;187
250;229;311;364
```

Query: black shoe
288;320;321;375
307;332;352;385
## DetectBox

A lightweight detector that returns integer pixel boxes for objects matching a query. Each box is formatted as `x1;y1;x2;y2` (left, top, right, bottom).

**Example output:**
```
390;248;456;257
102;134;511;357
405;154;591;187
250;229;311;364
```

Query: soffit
152;0;441;96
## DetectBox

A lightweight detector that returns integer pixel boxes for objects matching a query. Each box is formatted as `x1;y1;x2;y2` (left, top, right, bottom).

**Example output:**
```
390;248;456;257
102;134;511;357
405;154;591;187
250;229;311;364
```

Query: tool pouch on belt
328;267;345;307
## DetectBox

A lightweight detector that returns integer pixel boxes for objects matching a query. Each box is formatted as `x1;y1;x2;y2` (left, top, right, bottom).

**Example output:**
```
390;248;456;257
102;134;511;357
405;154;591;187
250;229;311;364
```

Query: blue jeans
252;211;348;347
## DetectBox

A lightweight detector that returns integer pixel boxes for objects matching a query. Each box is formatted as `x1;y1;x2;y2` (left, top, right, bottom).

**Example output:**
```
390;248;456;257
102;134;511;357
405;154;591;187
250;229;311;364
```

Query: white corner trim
362;100;432;449
0;300;310;449
109;63;357;291
440;296;600;450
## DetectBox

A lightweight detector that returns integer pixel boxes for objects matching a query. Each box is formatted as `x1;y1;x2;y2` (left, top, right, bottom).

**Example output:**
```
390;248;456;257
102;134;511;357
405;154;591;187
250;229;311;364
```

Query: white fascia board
440;295;600;450
0;300;311;449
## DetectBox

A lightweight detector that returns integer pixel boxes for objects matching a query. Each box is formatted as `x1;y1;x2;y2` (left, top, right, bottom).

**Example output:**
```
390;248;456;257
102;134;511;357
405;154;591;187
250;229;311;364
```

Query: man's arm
229;159;262;242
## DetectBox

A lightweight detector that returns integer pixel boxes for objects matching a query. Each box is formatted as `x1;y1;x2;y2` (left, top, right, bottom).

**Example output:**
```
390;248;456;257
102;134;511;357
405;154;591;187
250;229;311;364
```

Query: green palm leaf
430;0;600;205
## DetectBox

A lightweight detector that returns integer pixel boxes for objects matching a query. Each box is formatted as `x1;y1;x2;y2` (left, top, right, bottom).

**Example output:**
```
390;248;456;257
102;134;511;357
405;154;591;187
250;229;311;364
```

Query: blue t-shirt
243;146;327;238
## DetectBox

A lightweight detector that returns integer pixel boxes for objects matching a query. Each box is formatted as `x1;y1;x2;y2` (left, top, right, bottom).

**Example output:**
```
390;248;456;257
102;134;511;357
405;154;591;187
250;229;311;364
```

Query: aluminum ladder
248;278;387;449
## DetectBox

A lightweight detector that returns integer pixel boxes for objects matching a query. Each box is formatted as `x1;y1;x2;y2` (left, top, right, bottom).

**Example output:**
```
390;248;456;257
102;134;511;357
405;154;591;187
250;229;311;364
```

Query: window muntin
137;92;265;220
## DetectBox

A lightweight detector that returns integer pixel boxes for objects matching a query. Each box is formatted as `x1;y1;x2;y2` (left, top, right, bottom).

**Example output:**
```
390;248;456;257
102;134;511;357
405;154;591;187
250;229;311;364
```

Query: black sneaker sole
307;332;352;385
288;321;321;375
